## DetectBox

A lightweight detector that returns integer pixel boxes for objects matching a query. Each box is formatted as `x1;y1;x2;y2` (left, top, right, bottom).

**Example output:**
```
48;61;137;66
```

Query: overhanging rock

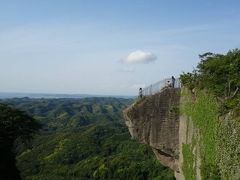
123;88;181;172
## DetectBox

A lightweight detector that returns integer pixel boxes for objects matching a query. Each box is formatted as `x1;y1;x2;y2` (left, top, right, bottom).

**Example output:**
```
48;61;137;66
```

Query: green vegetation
1;97;132;131
182;90;220;179
1;97;174;180
180;49;240;113
0;104;41;180
180;49;240;179
217;114;240;179
182;144;195;180
135;96;146;104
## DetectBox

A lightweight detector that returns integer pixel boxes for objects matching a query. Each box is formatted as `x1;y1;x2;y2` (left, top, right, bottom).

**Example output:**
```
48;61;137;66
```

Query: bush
180;49;240;113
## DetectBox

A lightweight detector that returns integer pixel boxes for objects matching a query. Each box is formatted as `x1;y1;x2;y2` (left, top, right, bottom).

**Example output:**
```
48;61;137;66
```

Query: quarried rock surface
123;88;181;172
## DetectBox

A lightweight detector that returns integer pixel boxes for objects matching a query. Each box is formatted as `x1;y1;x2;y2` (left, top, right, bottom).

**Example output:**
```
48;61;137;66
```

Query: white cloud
122;50;157;64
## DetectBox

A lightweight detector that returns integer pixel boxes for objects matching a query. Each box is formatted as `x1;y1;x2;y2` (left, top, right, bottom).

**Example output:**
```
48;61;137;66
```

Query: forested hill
1;97;174;180
0;97;132;131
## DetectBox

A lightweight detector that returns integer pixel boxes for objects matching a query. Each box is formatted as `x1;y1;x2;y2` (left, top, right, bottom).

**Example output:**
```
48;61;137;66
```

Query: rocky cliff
124;88;240;180
123;88;181;173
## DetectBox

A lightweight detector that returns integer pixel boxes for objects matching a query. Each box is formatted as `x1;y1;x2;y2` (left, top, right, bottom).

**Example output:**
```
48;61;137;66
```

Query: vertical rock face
123;88;181;172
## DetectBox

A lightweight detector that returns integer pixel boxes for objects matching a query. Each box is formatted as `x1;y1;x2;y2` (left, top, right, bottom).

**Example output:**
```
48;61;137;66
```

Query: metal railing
141;78;181;97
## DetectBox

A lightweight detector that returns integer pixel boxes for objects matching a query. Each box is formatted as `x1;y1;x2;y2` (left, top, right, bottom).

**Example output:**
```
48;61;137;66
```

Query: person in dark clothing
139;88;143;98
172;76;175;88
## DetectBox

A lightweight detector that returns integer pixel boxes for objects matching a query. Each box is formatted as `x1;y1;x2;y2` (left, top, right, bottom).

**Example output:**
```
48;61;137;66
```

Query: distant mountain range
0;92;135;99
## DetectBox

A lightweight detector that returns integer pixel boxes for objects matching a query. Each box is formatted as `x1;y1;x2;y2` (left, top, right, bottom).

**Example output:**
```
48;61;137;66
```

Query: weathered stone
123;88;181;172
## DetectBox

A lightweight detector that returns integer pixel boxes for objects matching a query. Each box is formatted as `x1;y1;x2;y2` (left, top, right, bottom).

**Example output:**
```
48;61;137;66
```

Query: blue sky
1;0;240;95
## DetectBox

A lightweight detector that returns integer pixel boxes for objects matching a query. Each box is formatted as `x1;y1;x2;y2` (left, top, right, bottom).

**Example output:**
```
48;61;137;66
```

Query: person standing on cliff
139;88;143;98
172;76;175;88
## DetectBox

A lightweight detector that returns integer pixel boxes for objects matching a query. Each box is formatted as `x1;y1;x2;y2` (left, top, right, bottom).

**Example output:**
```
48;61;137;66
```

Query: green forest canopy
180;49;240;113
0;97;174;180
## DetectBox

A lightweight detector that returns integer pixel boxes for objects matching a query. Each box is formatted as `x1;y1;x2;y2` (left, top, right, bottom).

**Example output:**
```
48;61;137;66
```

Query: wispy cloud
121;50;157;64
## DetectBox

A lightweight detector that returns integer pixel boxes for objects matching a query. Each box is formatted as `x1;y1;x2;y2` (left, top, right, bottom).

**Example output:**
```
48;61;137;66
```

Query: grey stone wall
123;88;181;171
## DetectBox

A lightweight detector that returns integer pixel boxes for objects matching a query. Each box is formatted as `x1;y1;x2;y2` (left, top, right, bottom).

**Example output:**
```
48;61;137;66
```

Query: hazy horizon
0;91;135;98
1;0;240;95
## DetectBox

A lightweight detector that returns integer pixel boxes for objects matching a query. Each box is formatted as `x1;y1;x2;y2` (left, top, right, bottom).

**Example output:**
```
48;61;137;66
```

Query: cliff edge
123;88;181;172
124;88;240;180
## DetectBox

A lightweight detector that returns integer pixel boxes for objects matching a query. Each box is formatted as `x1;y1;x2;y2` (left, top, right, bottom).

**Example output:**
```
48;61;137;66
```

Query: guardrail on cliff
141;78;181;97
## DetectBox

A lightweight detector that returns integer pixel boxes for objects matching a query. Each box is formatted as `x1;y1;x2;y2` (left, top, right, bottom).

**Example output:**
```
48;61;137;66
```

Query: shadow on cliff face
123;88;181;172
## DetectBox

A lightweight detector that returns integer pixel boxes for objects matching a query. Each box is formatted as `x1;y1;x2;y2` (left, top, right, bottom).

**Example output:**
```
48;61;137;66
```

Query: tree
180;49;240;112
0;104;41;180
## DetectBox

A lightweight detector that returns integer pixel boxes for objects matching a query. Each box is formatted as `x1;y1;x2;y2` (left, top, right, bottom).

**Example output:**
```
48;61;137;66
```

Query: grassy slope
181;88;240;179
